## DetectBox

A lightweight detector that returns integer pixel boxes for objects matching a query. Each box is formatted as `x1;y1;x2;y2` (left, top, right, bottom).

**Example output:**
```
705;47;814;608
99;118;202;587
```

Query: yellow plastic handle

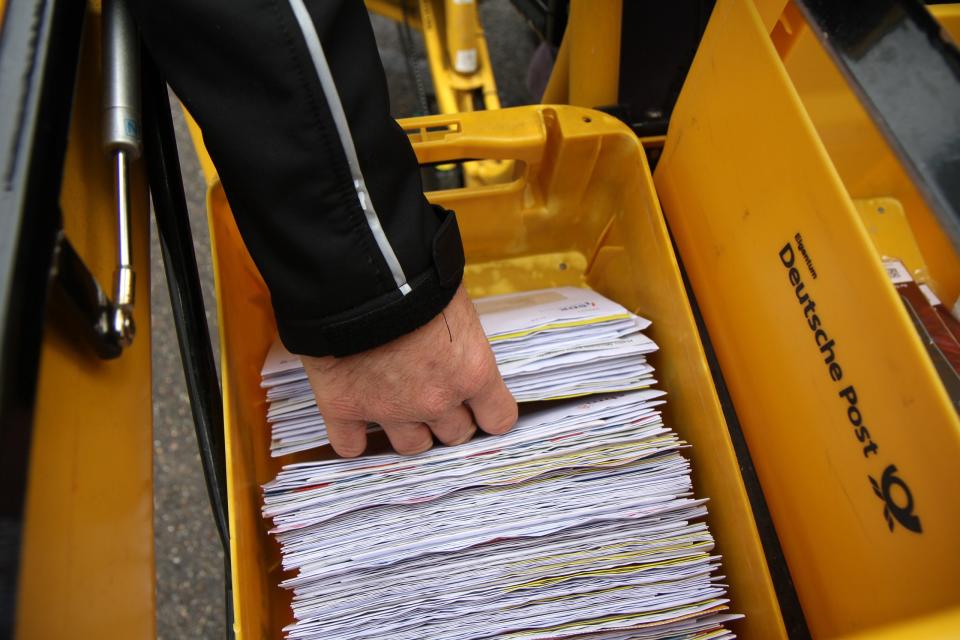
400;107;552;166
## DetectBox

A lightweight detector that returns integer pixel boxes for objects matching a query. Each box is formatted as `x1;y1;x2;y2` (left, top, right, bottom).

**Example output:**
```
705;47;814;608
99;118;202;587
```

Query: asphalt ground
152;3;538;637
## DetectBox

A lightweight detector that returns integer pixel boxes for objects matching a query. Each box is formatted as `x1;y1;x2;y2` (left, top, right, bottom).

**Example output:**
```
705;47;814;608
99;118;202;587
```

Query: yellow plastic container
206;104;786;638
655;1;960;638
771;2;960;305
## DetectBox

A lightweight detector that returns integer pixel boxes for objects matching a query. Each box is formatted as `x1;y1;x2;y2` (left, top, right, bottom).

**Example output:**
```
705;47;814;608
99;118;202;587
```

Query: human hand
301;286;518;457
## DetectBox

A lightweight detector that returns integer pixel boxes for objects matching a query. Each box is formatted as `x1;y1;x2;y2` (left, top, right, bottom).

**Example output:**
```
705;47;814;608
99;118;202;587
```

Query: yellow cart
4;1;959;638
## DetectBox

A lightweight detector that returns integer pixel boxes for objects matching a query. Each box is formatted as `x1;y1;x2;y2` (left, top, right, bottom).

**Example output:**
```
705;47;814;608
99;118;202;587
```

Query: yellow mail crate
205;104;786;638
655;1;960;638
203;3;959;638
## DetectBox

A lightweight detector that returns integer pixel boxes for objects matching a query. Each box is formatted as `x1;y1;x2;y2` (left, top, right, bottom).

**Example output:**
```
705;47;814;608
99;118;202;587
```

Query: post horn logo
869;465;922;534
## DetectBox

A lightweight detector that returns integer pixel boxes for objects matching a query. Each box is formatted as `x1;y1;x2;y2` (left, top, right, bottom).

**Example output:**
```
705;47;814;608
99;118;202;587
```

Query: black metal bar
140;47;235;637
797;0;960;253
48;231;124;360
0;0;87;633
611;1;715;137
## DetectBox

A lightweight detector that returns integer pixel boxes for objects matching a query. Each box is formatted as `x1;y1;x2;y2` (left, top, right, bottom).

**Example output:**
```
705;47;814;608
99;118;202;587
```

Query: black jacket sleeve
130;0;465;357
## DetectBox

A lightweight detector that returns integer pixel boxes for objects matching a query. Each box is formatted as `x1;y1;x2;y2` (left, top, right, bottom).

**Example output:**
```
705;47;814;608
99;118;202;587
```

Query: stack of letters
260;343;328;457
260;287;741;639
261;287;659;455
477;287;658;401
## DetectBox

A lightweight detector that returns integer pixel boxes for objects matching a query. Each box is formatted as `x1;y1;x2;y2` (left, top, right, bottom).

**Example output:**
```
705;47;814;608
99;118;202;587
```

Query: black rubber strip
141;47;235;639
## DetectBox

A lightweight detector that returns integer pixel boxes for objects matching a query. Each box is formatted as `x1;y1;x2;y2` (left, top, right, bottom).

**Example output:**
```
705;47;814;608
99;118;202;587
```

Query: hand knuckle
374;399;408;423
420;388;454;418
317;395;359;420
461;352;495;394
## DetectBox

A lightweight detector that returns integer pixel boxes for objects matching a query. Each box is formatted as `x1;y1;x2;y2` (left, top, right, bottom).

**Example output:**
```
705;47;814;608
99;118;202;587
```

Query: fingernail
407;437;434;455
448;426;477;447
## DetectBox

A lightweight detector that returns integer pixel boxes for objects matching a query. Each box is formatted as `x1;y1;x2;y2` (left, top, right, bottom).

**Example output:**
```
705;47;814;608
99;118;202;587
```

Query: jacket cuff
276;206;466;357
